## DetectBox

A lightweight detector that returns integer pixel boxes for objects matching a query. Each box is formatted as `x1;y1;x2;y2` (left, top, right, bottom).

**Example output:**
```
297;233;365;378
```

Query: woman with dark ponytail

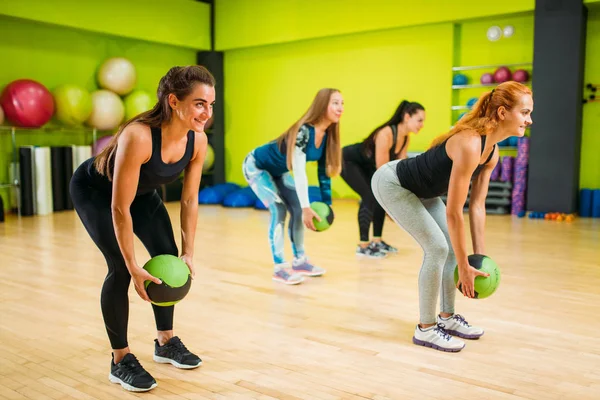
371;82;533;352
70;66;216;392
340;100;425;258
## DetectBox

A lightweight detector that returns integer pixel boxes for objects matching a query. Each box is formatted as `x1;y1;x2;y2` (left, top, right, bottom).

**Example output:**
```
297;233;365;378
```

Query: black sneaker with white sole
109;353;157;392
154;336;202;369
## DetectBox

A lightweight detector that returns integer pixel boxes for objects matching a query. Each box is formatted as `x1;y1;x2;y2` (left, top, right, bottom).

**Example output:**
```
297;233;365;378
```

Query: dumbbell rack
440;181;513;215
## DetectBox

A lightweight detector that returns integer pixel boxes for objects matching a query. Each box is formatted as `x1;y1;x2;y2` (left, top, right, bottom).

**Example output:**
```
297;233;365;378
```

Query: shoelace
120;355;145;374
433;324;452;341
164;339;191;357
452;314;471;327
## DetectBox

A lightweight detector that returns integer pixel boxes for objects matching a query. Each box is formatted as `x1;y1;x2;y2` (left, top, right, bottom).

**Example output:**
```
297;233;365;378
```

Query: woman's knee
427;240;450;262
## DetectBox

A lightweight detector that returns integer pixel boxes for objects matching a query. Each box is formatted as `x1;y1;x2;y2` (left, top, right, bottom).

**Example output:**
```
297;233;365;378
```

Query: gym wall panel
0;16;197;211
215;0;534;51
580;8;600;189
223;23;454;199
0;0;211;50
453;14;535;129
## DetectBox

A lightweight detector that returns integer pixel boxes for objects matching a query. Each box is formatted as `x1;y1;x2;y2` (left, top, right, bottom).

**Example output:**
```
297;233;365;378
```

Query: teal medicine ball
310;201;334;232
454;254;501;299
143;255;192;306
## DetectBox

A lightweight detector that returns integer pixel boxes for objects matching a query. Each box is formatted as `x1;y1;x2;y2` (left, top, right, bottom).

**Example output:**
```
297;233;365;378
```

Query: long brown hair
93;65;216;180
430;81;532;148
276;88;342;177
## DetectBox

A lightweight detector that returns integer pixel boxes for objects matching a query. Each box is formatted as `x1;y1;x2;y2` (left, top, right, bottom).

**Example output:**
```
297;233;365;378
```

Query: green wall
0;0;211;50
453;13;534;159
215;0;535;50
224;23;455;198
581;7;600;189
0;15;198;210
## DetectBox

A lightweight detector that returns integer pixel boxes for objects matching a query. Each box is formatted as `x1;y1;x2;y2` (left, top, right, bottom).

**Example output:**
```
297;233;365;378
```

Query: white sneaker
437;314;484;339
412;324;465;352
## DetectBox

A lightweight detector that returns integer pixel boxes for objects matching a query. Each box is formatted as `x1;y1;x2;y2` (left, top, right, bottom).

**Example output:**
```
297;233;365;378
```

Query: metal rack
0;125;98;216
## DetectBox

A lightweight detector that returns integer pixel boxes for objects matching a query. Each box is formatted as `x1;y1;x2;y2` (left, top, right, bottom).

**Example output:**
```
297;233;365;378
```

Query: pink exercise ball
512;69;530;83
493;67;512;83
0;79;55;128
480;73;494;85
93;135;114;156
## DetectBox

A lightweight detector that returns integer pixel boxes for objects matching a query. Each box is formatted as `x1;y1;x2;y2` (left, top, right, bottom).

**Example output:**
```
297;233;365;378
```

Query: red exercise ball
0;79;55;128
512;69;529;83
493;67;511;83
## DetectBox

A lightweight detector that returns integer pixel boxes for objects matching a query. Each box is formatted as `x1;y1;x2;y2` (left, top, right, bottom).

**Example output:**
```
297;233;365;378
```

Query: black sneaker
109;353;157;392
153;336;202;369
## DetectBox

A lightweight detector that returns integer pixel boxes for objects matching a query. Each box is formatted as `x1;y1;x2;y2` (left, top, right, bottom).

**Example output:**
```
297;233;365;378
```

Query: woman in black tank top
371;82;533;353
70;66;216;392
340;100;425;258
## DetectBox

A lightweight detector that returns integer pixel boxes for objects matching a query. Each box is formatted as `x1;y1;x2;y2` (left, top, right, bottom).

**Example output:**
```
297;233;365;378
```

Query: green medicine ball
454;254;501;299
310;201;334;232
143;255;192;306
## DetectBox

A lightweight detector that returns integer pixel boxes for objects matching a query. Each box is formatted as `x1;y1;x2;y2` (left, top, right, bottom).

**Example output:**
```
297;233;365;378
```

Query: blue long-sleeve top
253;123;331;207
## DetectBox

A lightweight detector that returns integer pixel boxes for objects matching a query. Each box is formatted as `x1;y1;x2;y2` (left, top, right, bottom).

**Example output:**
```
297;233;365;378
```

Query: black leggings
340;159;386;242
70;166;178;350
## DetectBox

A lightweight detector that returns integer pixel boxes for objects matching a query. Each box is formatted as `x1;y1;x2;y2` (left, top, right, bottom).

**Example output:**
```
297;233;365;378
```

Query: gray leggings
371;160;456;324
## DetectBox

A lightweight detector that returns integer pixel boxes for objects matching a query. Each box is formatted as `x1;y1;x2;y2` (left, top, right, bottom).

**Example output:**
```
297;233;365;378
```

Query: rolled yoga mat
490;159;502;181
511;137;529;215
500;156;514;182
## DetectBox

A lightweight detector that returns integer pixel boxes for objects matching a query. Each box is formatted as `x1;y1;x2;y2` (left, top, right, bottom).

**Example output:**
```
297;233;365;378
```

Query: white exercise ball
97;57;137;96
86;90;125;131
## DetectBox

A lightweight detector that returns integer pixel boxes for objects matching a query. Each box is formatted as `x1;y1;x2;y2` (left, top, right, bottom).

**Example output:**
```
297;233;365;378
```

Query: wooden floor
1;200;600;399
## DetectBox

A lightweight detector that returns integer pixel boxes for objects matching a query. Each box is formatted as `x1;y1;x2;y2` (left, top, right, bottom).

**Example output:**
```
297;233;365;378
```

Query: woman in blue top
243;88;344;285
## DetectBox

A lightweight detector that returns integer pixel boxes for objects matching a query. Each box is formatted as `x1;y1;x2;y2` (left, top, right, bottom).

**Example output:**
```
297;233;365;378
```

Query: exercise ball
124;90;153;121
454;254;501;299
0;79;54;128
143;255;192;307
493;67;511;83
480;73;494;85
53;84;93;126
97;57;137;96
93;135;114;156
86;90;125;131
311;201;334;232
466;97;478;109
0;105;4;125
203;143;215;171
512;69;529;83
452;74;468;86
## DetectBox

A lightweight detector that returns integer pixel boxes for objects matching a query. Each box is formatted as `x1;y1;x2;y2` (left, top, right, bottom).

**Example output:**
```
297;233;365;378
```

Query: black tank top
86;126;195;196
344;125;407;170
395;135;495;199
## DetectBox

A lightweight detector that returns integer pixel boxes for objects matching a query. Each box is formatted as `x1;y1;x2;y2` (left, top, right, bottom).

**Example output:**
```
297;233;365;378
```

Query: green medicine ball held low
310;201;334;232
143;255;192;306
454;254;501;299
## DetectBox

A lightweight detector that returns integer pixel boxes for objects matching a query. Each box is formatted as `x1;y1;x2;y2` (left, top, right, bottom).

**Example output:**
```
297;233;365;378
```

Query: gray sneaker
356;243;387;258
374;240;398;253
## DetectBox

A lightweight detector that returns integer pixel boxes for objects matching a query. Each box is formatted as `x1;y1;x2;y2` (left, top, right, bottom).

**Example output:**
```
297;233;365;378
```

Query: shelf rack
0;125;99;216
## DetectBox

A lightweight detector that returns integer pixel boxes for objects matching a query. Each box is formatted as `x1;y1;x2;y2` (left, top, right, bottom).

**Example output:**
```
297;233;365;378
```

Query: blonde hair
94;65;216;180
430;81;532;148
275;88;342;177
